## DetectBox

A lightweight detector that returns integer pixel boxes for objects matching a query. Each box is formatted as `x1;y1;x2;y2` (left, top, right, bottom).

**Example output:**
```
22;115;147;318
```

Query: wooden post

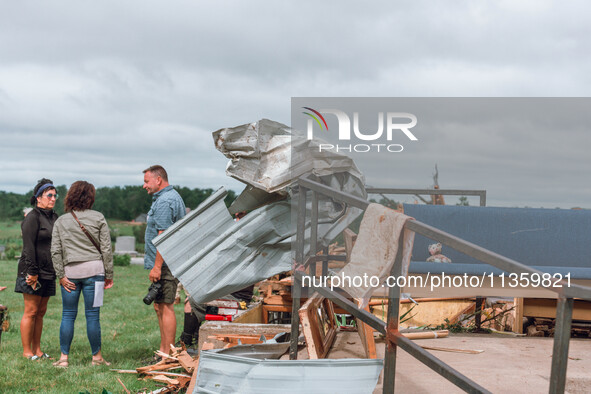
513;297;524;334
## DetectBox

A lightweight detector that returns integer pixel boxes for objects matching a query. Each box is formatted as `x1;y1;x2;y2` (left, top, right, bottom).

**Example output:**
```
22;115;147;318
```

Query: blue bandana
35;183;55;198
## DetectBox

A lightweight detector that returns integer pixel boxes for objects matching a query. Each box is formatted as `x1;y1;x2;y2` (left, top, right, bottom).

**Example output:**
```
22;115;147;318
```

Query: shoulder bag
71;211;101;254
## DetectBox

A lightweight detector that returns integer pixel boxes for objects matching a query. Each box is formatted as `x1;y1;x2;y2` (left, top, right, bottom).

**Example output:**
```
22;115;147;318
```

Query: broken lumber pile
258;274;350;324
526;317;591;338
198;321;291;352
112;345;198;393
474;300;515;331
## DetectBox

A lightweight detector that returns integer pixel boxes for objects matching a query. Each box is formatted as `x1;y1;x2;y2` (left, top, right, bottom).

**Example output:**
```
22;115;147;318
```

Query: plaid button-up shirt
144;185;186;273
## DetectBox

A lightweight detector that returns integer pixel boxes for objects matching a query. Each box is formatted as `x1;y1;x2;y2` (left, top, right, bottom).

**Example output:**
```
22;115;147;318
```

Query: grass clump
113;254;131;267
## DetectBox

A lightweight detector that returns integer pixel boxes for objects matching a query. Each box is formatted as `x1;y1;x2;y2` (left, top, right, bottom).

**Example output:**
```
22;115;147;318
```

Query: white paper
93;281;104;308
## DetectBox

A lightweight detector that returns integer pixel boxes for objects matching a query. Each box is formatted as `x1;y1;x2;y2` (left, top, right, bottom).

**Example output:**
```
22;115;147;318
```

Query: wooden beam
514;297;524;334
356;303;377;359
523;298;591;321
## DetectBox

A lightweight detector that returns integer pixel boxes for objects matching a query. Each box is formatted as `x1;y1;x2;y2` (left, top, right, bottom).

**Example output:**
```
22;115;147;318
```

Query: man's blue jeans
59;275;104;355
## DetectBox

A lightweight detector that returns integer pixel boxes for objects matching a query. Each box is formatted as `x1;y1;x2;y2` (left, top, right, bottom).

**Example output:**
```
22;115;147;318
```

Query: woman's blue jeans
59;275;104;355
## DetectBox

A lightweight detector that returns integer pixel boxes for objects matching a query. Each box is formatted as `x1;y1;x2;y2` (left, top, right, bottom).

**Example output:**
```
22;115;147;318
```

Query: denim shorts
14;276;56;297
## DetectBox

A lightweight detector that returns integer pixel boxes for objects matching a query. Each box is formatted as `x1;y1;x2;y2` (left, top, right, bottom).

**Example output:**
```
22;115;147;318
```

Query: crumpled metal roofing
194;351;383;394
153;187;231;272
154;188;292;304
154;119;367;304
212;118;365;195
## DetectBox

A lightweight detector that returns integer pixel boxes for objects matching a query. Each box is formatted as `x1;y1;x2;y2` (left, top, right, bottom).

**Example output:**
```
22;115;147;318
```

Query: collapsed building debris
113;345;198;393
146;118;567;393
154;119;367;304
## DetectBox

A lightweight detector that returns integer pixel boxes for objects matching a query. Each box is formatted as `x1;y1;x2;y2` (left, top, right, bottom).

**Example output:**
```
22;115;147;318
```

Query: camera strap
71;211;101;254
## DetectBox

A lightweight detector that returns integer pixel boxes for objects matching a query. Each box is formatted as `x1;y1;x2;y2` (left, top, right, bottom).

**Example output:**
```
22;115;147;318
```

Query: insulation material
338;203;415;306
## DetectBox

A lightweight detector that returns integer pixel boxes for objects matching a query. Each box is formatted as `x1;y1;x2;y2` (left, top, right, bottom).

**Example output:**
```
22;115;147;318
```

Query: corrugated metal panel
153;188;232;279
155;197;292;304
195;351;383;394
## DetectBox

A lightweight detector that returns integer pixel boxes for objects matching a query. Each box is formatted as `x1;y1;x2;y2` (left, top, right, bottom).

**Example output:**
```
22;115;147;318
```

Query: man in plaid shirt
143;165;186;355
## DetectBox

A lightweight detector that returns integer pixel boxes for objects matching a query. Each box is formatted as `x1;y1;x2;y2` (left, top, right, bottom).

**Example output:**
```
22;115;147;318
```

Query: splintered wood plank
136;362;181;374
116;377;131;394
263;295;295;305
176;376;191;388
212;333;272;344
177;350;196;374
145;371;191;378
111;369;138;374
356;303;377;359
151;375;180;385
514;297;524;334
197;322;290;353
170;344;182;353
420;345;484;354
186;360;200;394
156;350;179;361
401;330;449;340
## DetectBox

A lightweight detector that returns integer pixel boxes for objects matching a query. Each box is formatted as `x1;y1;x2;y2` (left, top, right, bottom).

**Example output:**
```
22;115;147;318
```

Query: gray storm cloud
0;1;590;208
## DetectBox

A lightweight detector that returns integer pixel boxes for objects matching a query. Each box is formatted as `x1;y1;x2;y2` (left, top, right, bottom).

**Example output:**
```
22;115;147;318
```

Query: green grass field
0;260;186;393
107;220;143;237
0;220;24;259
0;220;22;240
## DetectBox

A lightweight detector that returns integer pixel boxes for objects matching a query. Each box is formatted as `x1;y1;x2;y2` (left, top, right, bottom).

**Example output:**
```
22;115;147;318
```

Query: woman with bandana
15;178;59;360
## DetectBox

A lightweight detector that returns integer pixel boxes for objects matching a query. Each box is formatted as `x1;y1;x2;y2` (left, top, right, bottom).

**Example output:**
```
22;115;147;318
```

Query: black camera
143;282;162;305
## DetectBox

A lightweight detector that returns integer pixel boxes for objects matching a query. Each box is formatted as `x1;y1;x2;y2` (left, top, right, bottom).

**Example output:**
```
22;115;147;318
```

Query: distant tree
224;189;237;207
456;196;469;206
377;195;400;210
0;191;28;219
175;186;214;210
0;185;239;221
54;185;67;215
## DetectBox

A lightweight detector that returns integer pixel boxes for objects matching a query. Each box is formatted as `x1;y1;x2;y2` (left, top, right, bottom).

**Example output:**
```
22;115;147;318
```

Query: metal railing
366;187;487;207
289;177;591;394
366;187;487;327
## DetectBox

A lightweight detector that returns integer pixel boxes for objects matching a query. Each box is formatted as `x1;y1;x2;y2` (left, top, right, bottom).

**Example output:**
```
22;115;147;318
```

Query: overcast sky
1;1;589;208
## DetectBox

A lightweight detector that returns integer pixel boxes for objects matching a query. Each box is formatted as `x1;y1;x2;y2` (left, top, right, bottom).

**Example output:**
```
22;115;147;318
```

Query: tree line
0;186;236;220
